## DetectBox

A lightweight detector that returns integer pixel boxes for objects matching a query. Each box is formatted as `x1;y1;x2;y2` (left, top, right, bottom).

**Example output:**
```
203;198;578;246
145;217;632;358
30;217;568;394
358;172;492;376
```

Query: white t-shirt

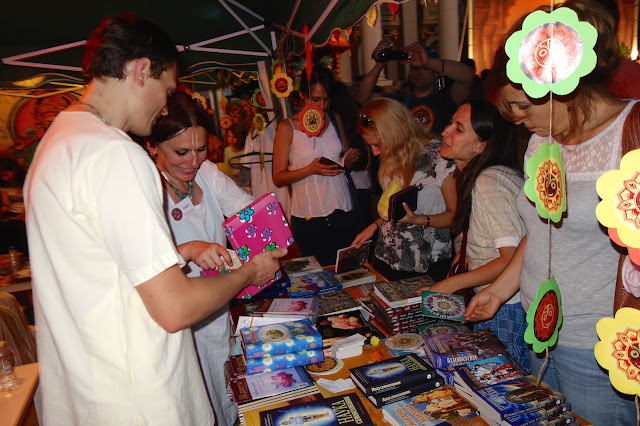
25;111;214;425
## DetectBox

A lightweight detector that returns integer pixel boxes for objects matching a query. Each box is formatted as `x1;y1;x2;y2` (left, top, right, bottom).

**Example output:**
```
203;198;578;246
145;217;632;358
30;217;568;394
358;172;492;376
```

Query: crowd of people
15;0;640;424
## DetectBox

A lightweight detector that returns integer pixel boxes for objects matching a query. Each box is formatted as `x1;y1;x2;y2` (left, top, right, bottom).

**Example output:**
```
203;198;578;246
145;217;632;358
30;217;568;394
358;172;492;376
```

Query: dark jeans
290;209;359;266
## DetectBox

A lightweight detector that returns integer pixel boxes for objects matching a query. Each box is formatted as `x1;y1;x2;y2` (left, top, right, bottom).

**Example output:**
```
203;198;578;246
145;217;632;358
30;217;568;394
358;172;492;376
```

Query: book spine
368;376;445;408
354;369;438;396
502;399;560;421
505;404;570;426
229;378;253;404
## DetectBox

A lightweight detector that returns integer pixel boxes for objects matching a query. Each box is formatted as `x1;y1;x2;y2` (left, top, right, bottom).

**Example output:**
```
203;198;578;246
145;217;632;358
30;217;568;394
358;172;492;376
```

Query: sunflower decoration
596;149;640;264
270;72;294;98
219;114;233;130
525;276;563;353
253;113;267;135
252;88;266;109
300;104;324;137
505;8;597;98
524;142;566;223
594;307;640;396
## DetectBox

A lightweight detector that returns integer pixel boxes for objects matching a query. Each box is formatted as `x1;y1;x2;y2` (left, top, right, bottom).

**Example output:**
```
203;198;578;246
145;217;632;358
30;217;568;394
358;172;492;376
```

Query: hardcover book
243;349;325;375
204;192;294;299
333;267;377;288
500;404;571;426
317;289;362;316
239;389;324;426
423;329;508;369
229;366;315;404
316;311;381;347
259;392;374;426
374;275;435;308
368;376;445;408
349;353;437;395
240;318;323;359
281;256;323;277
453;354;526;393
382;385;479;425
253;297;319;318
334;241;372;273
287;271;343;298
421;290;467;322
460;375;566;422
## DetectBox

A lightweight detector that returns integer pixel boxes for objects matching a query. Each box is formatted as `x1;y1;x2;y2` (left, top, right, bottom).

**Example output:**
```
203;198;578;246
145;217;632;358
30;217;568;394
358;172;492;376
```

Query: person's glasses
359;114;374;128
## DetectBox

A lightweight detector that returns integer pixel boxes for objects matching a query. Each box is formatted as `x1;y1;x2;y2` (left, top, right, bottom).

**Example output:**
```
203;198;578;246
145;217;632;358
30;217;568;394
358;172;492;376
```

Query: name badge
170;196;196;222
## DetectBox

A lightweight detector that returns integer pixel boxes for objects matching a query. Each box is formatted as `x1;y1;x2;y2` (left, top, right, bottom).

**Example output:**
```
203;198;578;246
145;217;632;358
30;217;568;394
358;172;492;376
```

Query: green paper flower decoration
525;276;563;353
505;8;597;98
524;142;567;222
596;149;640;264
594;307;640;396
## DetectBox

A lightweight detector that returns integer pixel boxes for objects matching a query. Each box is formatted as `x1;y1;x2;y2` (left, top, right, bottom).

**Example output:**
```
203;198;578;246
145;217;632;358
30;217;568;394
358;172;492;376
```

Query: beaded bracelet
420;215;431;229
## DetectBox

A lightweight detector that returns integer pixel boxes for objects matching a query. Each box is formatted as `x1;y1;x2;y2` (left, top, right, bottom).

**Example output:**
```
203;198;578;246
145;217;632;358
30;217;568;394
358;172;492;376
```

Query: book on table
286;271;343;298
334;240;372;273
382;385;480;426
349;353;438;396
455;375;566;423
367;375;445;408
333;267;377;288
316;310;381;348
281;256;323;277
242;349;325;375
240;318;323;359
478;404;573;426
252;296;319;318
423;328;508;369
238;388;324;426
259;392;374;426
374;275;435;308
452;354;527;394
317;289;362;316
229;366;315;404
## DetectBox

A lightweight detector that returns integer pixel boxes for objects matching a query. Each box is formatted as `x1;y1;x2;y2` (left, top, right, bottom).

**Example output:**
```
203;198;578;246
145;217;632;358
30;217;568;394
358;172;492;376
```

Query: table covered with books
225;255;590;426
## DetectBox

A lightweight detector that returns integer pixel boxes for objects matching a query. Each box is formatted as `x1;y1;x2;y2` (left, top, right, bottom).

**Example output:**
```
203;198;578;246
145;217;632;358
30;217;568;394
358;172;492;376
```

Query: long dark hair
147;91;214;147
451;99;521;235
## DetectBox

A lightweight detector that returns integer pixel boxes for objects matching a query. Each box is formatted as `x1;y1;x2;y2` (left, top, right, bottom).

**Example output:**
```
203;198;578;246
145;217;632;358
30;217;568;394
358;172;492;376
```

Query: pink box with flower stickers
201;192;294;299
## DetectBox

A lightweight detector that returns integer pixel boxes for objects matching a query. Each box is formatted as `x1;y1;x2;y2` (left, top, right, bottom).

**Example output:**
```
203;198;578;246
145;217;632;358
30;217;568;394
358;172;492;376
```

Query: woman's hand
179;241;233;270
351;222;378;248
397;202;426;225
307;157;343;177
422;278;458;295
464;288;504;322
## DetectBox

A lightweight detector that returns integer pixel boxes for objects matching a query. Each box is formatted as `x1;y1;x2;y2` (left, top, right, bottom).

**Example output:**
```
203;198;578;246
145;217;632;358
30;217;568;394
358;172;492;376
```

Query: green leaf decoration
524;142;567;222
505;8;597;98
525;276;563;353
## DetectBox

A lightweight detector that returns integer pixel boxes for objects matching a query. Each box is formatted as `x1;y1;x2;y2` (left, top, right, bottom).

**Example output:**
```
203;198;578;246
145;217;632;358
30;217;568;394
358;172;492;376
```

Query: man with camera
355;41;474;136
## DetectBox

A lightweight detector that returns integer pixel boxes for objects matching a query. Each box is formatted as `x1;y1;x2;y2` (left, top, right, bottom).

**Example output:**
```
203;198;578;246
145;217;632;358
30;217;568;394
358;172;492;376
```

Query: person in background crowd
273;65;362;266
24;14;285;425
146;90;254;425
0;157;28;254
465;0;637;423
223;122;252;194
355;42;474;136
352;97;455;281
414;100;528;371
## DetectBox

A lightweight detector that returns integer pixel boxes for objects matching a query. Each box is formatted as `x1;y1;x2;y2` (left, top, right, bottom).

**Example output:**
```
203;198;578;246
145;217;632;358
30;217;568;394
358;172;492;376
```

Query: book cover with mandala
421;291;466;322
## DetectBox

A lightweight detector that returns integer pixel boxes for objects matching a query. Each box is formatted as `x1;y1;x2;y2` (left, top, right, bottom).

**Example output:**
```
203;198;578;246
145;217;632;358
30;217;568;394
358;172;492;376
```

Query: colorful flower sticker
253;113;267;135
596;149;640;264
252;88;266;109
238;206;255;223
594;307;640;396
525;276;563;353
524;142;567;222
270;72;293;98
505;8;597;98
219;114;232;130
300;105;324;137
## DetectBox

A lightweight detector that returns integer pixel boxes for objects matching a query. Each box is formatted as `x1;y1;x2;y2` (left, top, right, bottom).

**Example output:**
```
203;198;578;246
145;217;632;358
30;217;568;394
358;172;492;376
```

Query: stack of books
286;271;343;298
422;328;508;370
369;276;435;335
349;353;444;408
238;318;324;375
317;282;378;318
382;385;482;425
453;355;573;426
233;296;319;334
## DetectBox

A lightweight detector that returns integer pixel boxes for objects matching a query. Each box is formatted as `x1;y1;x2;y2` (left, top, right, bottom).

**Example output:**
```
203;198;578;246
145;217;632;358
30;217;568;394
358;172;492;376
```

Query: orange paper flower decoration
270;73;293;98
300;105;324;137
219;115;232;130
595;307;640;396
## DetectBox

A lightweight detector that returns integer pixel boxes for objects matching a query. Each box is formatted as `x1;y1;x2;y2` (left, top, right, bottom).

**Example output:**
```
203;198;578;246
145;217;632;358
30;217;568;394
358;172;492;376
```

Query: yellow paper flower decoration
596;149;640;264
270;72;293;98
594;307;640;396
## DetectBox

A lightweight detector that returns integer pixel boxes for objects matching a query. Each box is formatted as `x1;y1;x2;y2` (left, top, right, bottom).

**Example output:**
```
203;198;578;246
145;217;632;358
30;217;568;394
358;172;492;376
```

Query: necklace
159;170;193;200
78;102;109;125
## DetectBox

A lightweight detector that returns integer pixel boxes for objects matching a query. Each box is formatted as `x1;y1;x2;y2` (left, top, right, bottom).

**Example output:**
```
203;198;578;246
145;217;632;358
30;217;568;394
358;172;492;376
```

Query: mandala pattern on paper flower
270;72;293;98
595;307;640;396
219;114;232;130
300;105;324;137
525;276;563;353
596;149;640;263
505;8;597;98
252;88;266;109
524;142;566;222
422;293;465;320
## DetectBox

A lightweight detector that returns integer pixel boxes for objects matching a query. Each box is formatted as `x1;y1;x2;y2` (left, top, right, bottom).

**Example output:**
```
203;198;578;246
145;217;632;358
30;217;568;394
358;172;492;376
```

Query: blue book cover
349;353;437;395
244;349;324;375
287;271;342;298
453;354;526;392
423;329;507;369
241;318;323;359
382;385;479;425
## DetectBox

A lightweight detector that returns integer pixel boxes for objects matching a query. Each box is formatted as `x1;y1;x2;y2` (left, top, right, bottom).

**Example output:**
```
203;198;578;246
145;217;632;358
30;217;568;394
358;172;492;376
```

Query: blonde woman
352;98;455;281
